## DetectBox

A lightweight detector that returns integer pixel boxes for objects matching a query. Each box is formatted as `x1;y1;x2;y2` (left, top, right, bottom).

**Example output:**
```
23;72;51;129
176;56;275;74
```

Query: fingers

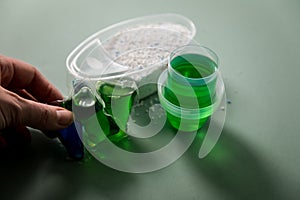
0;55;63;103
0;87;73;131
21;99;74;131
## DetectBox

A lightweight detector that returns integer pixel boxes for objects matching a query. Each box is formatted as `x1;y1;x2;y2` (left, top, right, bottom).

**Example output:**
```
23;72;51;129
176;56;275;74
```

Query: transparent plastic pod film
95;75;139;133
70;80;111;151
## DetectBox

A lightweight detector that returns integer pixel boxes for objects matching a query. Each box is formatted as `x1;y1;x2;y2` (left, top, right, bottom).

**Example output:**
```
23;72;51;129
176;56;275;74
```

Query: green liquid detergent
164;53;218;131
60;80;136;159
97;80;137;142
71;86;111;149
98;82;136;129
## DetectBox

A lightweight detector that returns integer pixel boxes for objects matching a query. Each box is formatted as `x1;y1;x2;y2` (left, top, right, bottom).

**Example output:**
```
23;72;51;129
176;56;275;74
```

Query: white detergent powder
100;23;193;98
103;23;192;64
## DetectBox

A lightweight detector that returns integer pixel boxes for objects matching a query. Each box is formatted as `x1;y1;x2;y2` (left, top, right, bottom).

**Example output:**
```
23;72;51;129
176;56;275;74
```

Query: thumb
20;99;73;131
0;87;73;131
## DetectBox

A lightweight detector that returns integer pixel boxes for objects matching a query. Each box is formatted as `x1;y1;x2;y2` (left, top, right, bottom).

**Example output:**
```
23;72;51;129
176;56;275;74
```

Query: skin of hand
0;55;73;151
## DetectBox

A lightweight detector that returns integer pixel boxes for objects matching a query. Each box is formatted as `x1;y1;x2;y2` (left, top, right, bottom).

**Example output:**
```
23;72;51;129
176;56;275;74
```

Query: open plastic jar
157;45;224;132
66;13;196;99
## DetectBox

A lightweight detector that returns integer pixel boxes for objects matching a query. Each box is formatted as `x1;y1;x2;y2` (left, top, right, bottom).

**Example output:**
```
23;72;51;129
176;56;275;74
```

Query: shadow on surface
0;124;284;200
0;130;136;200
183;126;282;200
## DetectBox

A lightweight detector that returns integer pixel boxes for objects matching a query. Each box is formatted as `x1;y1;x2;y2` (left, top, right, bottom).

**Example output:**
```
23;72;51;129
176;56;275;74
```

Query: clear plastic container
157;44;224;132
66;13;196;99
157;68;225;132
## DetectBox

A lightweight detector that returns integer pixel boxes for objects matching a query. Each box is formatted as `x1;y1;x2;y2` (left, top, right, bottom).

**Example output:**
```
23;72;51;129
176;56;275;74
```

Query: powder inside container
102;23;193;73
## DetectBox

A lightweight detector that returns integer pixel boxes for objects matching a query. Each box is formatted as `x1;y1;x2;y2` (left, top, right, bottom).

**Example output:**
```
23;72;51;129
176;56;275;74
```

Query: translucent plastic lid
66;13;196;81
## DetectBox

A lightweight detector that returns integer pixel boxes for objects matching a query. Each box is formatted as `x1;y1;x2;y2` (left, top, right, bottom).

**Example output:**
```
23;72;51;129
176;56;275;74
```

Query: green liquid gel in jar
164;53;218;131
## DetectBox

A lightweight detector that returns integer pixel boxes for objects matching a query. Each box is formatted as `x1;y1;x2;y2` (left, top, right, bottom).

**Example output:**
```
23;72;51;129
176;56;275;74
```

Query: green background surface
1;0;300;199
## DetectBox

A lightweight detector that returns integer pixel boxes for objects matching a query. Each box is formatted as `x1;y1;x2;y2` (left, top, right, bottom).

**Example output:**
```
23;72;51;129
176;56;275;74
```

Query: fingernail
56;109;73;126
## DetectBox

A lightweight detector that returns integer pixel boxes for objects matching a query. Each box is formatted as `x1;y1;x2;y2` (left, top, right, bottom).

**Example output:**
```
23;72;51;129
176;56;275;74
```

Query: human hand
0;55;73;151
